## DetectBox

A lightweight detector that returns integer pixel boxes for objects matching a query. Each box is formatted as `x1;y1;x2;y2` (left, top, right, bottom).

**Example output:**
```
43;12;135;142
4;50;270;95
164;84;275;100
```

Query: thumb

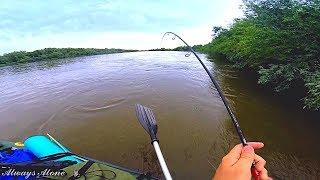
236;145;255;168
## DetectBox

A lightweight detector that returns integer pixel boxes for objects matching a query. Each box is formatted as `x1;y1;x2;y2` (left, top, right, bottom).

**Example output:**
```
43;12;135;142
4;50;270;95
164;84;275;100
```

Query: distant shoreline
0;45;205;67
0;48;138;67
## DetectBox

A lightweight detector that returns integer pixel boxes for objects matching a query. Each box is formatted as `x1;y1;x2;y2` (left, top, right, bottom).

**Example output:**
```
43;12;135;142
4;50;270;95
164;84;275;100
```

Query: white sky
0;0;244;54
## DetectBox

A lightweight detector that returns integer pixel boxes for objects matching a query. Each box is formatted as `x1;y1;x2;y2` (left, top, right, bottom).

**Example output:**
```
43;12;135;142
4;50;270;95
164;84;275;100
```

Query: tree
199;0;320;110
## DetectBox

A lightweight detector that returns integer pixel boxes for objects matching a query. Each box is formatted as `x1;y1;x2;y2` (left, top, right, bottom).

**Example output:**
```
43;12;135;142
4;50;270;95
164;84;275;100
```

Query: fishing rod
161;32;260;179
162;32;247;145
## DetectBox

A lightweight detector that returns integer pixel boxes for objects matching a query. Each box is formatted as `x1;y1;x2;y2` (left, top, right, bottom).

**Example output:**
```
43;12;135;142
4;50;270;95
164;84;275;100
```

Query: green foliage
304;71;320;110
0;48;134;67
148;48;172;51
148;45;203;52
173;46;189;51
212;26;227;38
203;20;281;68
200;0;320;110
258;63;306;92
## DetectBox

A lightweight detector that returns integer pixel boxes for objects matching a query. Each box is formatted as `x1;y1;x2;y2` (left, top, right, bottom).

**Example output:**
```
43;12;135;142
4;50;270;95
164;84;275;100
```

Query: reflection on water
0;51;319;179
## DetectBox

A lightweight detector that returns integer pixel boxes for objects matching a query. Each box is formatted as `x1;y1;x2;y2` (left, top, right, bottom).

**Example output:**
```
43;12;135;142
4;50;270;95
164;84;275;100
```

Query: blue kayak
0;134;158;179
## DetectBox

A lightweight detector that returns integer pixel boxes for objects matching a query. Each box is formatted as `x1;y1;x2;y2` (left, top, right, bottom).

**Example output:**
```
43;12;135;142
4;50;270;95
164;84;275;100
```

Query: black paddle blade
135;104;158;142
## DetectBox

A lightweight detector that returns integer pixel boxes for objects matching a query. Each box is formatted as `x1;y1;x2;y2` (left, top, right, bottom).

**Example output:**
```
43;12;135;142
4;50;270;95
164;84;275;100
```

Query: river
0;51;319;179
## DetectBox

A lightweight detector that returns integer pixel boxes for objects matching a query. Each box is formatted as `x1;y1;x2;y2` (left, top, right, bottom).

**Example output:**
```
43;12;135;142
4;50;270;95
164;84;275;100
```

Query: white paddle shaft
152;141;173;180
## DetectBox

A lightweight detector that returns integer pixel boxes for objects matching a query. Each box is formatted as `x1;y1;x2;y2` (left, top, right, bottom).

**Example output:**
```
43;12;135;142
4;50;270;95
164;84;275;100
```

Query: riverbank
0;48;137;67
196;0;320;111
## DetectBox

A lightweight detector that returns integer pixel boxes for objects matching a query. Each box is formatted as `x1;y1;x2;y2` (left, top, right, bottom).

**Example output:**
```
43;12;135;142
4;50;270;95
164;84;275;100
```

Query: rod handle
251;165;260;180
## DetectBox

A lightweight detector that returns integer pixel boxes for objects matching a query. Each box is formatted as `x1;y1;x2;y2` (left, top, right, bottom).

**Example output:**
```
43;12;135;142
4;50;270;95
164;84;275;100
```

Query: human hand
213;142;271;180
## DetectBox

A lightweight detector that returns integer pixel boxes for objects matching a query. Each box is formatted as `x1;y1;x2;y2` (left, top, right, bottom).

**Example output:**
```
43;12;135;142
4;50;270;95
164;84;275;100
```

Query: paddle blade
135;104;158;142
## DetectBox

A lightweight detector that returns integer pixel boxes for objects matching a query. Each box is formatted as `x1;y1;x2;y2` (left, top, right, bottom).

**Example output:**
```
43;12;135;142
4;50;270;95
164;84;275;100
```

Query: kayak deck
0;135;159;179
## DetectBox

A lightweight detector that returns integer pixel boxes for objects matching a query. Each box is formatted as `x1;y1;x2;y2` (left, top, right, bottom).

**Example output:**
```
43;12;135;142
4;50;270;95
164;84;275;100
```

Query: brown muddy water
0;51;319;179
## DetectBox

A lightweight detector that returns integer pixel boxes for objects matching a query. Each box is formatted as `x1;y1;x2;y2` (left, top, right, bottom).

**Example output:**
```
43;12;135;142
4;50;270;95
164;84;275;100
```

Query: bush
199;0;320;110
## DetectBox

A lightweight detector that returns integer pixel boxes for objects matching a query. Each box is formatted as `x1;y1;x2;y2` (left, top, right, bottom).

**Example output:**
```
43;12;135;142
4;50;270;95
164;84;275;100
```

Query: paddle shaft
153;141;172;180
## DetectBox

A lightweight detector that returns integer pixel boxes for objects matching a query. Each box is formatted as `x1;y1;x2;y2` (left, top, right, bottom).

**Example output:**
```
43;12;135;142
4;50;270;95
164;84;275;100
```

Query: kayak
0;104;171;180
0;134;158;180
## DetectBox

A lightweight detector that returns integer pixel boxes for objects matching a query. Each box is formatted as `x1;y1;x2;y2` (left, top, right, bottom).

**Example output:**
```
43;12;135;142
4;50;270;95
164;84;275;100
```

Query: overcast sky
0;0;244;54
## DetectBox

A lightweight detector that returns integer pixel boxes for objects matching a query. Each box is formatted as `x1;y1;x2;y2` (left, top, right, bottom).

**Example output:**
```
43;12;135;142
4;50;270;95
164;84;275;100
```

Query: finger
222;144;243;166
259;168;270;180
247;142;264;150
235;145;255;168
222;142;264;166
254;154;266;171
227;142;263;158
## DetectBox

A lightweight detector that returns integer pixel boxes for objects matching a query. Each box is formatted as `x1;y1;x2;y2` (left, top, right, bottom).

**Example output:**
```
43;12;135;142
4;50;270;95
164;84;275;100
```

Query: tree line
0;48;136;67
197;0;320;110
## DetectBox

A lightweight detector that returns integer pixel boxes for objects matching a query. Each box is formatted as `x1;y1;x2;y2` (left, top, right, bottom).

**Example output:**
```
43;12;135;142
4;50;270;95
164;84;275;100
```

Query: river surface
0;51;319;179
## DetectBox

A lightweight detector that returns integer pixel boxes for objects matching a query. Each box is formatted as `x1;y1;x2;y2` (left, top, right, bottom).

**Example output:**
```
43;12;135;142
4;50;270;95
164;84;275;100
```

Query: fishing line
161;32;247;145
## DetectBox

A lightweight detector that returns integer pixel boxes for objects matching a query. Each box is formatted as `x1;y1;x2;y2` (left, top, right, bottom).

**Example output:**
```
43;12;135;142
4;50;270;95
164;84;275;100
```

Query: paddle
135;104;173;180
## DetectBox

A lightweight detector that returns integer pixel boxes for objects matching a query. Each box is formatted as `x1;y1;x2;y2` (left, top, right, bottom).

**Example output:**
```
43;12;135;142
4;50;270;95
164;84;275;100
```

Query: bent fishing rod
135;32;259;180
162;32;247;145
162;32;260;179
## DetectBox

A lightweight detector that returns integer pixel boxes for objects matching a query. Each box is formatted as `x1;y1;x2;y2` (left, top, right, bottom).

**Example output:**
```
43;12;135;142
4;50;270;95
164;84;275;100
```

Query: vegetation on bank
197;0;320;110
0;48;135;67
147;47;199;51
148;48;173;51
